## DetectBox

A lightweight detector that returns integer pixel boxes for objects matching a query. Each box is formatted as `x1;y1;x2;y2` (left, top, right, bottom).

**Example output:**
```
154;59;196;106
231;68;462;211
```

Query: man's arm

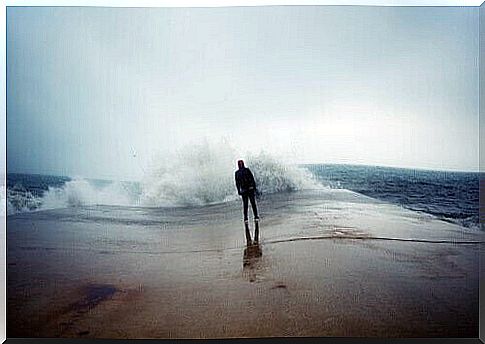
235;172;241;195
248;169;256;189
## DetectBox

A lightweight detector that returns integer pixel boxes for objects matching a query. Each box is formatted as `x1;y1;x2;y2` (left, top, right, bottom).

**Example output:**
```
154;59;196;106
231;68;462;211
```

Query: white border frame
1;1;482;342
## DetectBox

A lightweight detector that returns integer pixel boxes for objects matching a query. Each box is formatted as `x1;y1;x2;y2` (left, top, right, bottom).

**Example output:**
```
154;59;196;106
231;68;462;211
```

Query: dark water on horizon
6;164;481;229
306;164;480;230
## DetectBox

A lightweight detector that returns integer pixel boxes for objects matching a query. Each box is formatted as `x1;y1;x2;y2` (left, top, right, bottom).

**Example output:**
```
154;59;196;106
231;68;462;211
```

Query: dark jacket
235;167;256;195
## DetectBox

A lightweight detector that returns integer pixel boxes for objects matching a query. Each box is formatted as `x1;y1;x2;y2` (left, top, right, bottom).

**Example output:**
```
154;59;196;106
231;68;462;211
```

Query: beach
7;188;482;338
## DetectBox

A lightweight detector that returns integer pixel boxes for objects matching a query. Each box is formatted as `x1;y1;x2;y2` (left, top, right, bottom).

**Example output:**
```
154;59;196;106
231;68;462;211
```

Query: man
235;160;259;225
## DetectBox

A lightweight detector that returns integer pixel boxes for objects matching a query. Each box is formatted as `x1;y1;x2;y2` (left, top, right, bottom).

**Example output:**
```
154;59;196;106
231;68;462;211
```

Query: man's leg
249;192;259;220
242;194;249;222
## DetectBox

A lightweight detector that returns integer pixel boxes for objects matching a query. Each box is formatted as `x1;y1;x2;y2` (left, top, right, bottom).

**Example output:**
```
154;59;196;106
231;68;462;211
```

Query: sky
7;6;479;180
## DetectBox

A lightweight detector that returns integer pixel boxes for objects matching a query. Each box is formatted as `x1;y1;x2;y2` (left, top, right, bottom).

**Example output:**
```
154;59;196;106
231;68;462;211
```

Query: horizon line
5;161;482;182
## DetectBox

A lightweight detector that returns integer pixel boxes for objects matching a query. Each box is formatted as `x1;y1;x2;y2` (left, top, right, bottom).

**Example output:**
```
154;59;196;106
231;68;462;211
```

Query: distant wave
7;179;141;215
7;186;41;215
7;143;319;214
306;164;480;230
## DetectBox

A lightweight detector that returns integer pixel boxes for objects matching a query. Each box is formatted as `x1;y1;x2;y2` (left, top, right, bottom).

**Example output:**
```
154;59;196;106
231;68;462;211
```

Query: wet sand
7;189;482;338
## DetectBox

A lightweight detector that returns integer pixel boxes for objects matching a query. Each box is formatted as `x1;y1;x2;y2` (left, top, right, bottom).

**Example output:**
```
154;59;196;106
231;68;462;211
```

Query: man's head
237;160;245;169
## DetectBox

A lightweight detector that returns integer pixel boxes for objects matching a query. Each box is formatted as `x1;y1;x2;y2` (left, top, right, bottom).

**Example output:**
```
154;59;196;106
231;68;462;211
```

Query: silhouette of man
235;160;259;224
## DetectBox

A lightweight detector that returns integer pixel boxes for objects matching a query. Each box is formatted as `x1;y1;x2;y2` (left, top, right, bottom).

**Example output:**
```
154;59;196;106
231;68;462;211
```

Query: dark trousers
242;191;259;221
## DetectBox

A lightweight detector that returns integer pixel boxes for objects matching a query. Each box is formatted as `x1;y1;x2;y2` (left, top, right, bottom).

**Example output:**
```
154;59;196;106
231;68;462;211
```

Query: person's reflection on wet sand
243;222;262;283
243;244;262;282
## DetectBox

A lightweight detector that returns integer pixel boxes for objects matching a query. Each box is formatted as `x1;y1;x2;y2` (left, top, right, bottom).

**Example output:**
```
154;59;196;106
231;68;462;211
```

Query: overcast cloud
7;6;479;180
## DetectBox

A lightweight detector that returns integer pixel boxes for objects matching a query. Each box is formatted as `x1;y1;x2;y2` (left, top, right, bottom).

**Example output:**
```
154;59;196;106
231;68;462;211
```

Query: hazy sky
7;6;479;180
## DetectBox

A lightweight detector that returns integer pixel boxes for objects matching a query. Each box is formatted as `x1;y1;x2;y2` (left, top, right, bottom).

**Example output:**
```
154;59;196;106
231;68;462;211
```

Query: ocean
6;164;481;230
305;164;480;230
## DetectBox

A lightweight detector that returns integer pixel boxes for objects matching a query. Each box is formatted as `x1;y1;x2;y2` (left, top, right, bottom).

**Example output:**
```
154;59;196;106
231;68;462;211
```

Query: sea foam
7;142;318;213
140;141;318;207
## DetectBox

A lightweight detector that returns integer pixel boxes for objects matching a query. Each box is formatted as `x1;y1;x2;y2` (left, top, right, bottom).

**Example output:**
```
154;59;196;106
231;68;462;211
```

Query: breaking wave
7;143;319;214
139;142;318;207
7;179;141;215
